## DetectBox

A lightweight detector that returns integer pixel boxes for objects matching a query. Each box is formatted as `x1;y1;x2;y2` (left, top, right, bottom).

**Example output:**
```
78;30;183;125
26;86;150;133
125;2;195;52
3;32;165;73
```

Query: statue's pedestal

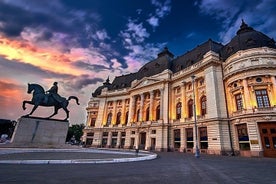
11;117;69;147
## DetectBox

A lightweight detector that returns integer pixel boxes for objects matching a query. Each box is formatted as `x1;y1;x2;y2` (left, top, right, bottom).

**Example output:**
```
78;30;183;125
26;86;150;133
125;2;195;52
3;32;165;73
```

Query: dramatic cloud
196;0;276;43
151;0;171;18
122;19;150;43
147;0;171;28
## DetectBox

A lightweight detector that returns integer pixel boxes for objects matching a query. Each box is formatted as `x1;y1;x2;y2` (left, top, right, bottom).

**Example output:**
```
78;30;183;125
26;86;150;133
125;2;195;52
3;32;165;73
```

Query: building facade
83;21;276;157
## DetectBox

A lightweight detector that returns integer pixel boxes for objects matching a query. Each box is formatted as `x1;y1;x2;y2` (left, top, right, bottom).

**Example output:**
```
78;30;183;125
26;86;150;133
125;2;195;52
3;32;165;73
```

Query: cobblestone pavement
0;150;276;184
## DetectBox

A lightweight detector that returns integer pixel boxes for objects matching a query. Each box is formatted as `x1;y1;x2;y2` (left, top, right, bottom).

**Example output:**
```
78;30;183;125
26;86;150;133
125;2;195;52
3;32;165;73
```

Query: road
0;152;276;184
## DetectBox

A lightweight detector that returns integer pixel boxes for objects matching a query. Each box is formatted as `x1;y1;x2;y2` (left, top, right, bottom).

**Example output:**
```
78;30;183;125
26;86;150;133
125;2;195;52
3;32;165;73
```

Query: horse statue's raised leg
22;100;39;117
22;100;32;110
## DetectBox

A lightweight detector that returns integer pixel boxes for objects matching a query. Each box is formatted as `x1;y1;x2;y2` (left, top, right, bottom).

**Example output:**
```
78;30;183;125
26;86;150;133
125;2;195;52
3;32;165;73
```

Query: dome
92;77;111;97
221;20;276;60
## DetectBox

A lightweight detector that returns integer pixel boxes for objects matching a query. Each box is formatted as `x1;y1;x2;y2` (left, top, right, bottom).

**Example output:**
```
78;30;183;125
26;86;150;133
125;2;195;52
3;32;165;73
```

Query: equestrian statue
22;82;80;121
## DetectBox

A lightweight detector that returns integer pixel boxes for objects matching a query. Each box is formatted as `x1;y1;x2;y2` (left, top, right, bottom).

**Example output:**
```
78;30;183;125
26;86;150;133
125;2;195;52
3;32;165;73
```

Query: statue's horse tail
68;96;80;105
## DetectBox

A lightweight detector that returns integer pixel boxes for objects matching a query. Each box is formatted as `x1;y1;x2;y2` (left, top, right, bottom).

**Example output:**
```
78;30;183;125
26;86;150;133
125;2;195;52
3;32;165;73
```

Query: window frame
255;89;270;108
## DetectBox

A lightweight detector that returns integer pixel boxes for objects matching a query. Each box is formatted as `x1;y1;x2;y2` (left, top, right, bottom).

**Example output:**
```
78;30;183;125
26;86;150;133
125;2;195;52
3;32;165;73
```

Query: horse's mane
30;83;45;93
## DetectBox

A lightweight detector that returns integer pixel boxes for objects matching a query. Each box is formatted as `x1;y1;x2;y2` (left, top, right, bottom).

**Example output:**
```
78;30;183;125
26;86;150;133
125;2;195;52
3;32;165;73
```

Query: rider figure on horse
44;82;63;103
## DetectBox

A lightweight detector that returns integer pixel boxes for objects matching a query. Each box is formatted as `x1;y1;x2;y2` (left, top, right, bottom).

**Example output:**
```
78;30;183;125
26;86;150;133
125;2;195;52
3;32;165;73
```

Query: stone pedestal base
11;117;69;147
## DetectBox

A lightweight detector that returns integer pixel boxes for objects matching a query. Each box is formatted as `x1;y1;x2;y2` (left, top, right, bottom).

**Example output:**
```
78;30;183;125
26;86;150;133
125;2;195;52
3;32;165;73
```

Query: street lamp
191;75;200;158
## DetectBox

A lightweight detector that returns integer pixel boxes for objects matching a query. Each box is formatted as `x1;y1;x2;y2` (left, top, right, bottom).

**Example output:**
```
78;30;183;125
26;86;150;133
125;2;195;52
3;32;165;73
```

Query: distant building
83;21;276;157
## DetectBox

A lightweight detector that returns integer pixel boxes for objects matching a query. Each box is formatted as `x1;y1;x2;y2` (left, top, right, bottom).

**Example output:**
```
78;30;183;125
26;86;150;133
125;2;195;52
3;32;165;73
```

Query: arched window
116;112;121;125
235;93;243;111
146;107;150;121
136;109;140;122
125;111;129;124
176;102;182;119
106;113;112;126
188;99;193;118
156;105;160;120
200;96;207;116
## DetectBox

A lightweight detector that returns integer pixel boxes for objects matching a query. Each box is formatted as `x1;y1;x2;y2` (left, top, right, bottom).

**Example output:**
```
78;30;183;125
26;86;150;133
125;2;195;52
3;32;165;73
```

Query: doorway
140;132;146;149
259;122;276;157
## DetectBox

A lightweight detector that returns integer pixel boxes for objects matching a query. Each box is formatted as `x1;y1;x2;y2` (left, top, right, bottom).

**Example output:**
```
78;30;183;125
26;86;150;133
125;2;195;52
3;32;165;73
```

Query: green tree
66;124;85;142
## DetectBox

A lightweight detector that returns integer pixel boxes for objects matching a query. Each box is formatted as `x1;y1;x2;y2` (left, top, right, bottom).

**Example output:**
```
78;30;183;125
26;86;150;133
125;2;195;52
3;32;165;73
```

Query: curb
0;148;157;164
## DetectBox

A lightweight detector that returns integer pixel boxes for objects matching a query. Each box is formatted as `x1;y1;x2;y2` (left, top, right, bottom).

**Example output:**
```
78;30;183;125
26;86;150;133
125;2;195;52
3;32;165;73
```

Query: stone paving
0;148;276;184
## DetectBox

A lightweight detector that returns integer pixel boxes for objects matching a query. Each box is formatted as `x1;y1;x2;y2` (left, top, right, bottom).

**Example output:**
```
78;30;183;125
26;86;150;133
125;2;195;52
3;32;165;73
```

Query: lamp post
191;75;200;158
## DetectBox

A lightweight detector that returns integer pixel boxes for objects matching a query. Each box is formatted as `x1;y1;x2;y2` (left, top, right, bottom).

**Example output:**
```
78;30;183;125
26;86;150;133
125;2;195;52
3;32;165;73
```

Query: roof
92;21;276;97
220;20;276;60
170;39;223;73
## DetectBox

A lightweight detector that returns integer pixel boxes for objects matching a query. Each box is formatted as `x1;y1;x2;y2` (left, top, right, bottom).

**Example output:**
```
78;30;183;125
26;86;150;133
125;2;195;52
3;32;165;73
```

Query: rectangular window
186;128;193;148
112;132;118;137
102;132;109;137
199;127;208;149
235;93;243;111
255;89;270;108
236;124;250;150
174;129;181;149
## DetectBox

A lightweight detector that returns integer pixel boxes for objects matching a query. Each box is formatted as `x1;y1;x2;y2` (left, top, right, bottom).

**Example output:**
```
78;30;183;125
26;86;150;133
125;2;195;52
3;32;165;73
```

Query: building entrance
139;132;146;149
259;122;276;157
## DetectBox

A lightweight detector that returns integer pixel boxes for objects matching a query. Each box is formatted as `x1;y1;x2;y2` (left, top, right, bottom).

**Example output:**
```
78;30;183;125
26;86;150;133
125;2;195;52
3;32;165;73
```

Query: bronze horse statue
22;83;80;120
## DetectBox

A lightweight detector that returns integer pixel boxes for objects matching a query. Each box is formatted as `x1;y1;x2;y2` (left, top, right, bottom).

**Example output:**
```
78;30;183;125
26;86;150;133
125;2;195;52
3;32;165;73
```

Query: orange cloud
0;79;25;107
0;36;86;75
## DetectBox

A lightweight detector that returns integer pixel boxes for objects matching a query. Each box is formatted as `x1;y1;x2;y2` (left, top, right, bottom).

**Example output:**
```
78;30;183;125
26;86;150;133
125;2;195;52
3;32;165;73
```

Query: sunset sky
0;0;275;124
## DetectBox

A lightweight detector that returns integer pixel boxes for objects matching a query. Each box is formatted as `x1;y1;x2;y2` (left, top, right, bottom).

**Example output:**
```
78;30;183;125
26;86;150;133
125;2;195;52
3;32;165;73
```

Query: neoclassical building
83;21;276;157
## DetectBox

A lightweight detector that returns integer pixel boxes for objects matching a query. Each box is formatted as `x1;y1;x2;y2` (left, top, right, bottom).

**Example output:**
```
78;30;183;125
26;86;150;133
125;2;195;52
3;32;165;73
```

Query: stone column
121;99;126;125
102;100;108;126
116;131;122;148
160;89;164;120
181;82;186;119
194;79;199;116
150;91;154;121
135;131;140;149
139;93;144;121
107;131;112;147
270;76;276;106
112;101;116;125
171;87;176;120
242;78;252;110
180;127;186;152
128;96;135;124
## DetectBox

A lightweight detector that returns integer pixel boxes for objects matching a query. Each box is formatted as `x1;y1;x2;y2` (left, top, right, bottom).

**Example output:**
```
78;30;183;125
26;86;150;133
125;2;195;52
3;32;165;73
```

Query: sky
0;0;275;124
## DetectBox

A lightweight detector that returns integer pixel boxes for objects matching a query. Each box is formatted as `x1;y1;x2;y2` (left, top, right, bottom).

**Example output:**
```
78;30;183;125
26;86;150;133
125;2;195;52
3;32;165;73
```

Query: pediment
131;77;162;89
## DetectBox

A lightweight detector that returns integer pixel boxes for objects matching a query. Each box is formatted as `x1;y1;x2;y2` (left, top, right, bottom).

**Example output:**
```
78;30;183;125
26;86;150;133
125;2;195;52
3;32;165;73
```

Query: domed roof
221;20;276;60
92;77;111;97
136;47;173;80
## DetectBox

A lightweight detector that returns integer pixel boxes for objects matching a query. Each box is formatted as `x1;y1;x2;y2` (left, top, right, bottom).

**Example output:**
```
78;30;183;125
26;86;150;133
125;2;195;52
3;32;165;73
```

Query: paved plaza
0;148;276;184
